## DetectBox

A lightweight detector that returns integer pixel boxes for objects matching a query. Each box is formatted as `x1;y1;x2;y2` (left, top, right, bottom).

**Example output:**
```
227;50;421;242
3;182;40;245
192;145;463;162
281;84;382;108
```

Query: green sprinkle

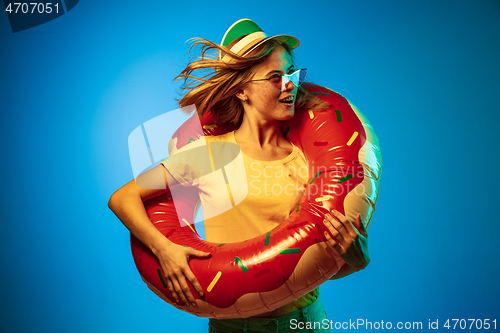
265;232;271;246
234;257;248;273
218;243;226;247
296;204;300;212
157;268;168;289
338;174;353;183
283;127;290;138
188;138;193;143
310;92;330;96
335;110;342;122
280;248;301;254
310;171;322;184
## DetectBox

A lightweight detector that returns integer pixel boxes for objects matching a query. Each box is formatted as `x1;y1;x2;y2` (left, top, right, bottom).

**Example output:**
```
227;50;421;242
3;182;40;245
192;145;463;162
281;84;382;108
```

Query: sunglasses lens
298;69;307;85
270;76;282;91
279;69;307;91
280;76;289;91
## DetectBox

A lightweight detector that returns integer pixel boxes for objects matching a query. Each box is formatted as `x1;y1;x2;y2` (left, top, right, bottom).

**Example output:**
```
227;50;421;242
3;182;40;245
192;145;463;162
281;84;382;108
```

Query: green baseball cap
219;19;300;62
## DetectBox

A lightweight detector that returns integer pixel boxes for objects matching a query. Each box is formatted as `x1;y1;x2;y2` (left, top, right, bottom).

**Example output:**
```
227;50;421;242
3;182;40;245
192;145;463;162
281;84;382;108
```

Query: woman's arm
108;165;210;306
329;264;357;280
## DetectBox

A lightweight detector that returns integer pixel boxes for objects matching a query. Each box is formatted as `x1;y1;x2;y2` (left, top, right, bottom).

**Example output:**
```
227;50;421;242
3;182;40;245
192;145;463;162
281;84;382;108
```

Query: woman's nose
282;78;295;92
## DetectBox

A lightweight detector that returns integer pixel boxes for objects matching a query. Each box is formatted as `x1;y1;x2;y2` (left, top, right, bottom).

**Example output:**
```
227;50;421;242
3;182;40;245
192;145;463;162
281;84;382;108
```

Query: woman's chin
282;107;295;120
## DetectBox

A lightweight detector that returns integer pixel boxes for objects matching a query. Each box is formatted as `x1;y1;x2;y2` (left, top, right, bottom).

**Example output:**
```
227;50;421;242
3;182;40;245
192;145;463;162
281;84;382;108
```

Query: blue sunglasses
252;68;307;92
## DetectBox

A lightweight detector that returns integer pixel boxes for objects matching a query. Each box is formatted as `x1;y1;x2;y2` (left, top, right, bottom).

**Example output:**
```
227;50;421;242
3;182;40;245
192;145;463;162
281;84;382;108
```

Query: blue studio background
1;1;499;332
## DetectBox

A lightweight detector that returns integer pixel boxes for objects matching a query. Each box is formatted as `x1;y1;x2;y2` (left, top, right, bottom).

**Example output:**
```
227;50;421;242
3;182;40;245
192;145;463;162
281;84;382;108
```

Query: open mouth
279;96;294;104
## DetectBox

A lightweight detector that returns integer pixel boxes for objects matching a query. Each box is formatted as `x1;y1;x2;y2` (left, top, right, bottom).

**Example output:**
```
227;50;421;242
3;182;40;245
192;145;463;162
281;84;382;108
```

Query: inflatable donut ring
130;83;382;319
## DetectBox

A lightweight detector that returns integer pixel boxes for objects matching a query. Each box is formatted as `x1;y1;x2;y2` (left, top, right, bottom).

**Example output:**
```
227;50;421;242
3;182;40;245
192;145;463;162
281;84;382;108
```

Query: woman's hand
322;210;370;271
152;239;211;307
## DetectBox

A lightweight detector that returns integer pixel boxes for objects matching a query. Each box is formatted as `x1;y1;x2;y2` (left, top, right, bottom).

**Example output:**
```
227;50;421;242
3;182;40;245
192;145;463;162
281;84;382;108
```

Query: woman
109;19;370;332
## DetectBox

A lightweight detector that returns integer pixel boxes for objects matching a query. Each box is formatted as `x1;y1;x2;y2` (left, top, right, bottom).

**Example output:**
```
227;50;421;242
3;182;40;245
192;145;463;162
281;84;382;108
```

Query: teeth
280;97;293;103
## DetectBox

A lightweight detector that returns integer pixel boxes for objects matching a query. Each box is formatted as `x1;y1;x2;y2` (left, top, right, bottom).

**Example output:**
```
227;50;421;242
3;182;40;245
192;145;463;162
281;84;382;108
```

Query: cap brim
243;34;300;56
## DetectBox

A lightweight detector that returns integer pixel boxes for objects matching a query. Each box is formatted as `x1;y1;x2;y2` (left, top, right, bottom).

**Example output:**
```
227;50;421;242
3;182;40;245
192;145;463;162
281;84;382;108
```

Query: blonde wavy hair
175;37;330;128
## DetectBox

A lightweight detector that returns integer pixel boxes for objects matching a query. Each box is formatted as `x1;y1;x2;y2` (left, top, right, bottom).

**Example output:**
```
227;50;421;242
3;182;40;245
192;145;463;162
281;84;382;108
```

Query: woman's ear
235;89;248;103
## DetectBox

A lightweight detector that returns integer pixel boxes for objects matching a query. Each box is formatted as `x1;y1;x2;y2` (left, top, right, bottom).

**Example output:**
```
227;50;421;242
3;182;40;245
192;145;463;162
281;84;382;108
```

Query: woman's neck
235;115;285;148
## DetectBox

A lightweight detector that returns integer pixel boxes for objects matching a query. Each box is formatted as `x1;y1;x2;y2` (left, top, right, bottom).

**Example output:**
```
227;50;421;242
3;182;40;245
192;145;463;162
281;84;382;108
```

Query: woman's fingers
155;244;213;306
186;249;211;297
170;274;191;306
183;267;204;298
165;278;178;303
167;247;212;306
331;210;363;239
323;218;343;242
323;229;343;253
324;212;348;242
323;233;338;258
167;266;196;306
175;271;198;306
189;249;212;259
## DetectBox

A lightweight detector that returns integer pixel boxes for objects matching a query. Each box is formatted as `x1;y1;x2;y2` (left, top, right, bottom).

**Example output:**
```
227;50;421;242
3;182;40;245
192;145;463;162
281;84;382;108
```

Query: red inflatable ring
130;83;382;319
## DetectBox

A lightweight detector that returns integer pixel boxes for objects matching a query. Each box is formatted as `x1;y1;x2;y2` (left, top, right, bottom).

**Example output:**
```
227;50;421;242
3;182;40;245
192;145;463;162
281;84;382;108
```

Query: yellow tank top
161;131;318;316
